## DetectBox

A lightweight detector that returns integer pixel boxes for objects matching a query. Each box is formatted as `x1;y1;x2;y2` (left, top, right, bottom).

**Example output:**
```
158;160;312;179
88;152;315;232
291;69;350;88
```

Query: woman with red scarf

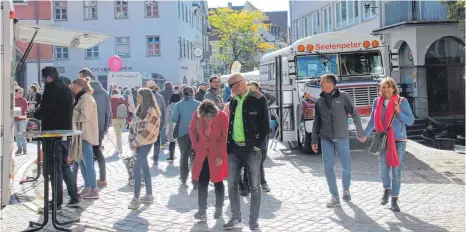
360;77;414;212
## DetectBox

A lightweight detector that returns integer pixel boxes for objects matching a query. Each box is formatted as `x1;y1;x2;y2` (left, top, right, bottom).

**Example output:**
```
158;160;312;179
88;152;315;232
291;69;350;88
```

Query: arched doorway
182;76;188;84
425;36;465;116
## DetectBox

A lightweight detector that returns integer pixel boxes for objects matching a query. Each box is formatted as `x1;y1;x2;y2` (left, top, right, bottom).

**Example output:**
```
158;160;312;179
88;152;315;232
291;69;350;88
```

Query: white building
289;0;464;118
53;0;210;87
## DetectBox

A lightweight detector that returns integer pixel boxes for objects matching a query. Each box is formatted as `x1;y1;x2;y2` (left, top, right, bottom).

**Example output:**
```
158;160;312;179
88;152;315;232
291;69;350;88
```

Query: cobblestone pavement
1;128;465;232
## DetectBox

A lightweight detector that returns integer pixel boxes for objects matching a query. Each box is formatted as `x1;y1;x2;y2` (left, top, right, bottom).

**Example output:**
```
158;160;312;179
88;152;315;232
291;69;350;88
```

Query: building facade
289;0;464;118
52;0;209;87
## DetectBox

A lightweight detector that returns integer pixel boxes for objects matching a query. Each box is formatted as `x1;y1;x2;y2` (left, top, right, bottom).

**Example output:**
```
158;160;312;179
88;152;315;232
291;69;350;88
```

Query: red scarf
374;95;400;167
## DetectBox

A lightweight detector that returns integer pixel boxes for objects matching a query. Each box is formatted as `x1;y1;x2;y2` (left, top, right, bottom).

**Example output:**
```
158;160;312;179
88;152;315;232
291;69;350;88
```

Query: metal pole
35;0;41;85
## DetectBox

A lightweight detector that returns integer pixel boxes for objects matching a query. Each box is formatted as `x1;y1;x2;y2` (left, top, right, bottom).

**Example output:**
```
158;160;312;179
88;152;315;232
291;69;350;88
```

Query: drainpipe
34;0;41;86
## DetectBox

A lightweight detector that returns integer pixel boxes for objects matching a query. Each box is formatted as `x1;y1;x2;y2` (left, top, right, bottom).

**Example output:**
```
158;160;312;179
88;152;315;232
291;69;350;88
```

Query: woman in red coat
189;99;228;221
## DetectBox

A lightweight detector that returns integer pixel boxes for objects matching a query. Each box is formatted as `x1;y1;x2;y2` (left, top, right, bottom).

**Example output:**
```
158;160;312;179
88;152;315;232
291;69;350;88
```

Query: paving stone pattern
1;128;464;232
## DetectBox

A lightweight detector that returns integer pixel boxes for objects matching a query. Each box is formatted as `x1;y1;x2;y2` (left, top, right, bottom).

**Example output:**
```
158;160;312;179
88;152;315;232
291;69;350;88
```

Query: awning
15;22;111;49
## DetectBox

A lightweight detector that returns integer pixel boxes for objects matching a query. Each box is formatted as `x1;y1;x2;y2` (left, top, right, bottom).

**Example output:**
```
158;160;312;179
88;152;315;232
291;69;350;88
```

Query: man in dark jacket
90;80;112;186
195;82;208;101
223;74;269;230
33;66;80;208
204;76;225;110
311;74;364;208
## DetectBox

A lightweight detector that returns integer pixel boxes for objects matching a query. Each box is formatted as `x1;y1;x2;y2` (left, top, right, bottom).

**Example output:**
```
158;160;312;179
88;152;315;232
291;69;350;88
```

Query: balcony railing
384;0;449;27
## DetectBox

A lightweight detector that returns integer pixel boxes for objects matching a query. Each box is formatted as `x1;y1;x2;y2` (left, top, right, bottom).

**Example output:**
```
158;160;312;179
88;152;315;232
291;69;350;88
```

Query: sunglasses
228;80;242;89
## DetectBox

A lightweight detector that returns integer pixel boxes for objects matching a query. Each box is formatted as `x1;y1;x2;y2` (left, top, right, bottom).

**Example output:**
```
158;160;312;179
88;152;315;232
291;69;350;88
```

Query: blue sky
206;0;289;12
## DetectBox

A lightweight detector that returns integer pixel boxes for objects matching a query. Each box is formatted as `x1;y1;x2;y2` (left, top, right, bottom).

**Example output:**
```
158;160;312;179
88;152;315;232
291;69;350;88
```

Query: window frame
334;0;360;29
114;0;129;19
85;46;99;59
146;35;161;57
115;37;131;58
83;0;98;20
54;46;69;60
322;5;333;33
362;0;377;20
53;1;67;21
145;0;159;18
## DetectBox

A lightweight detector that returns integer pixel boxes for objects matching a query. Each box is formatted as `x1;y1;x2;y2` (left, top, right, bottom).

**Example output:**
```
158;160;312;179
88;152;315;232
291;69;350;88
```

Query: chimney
228;2;232;7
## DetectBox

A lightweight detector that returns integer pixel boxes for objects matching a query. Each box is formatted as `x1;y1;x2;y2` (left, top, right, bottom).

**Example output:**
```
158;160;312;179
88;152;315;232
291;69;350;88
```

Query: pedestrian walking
90;80;112;187
204;76;225;110
190;100;228;221
34;66;81;209
71;78;100;199
27;84;42;112
359;77;414;212
110;89;130;154
124;89;136;119
172;87;200;187
146;81;166;165
224;73;270;230
247;81;275;192
127;88;161;209
14;87;28;155
195;82;208;101
311;74;364;207
165;93;181;163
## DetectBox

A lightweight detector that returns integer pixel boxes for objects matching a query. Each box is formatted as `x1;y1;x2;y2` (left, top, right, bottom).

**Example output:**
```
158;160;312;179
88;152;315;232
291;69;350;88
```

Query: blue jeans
134;144;153;198
379;141;406;197
160;127;167;144
152;127;164;161
78;140;97;188
227;145;262;220
321;138;351;198
15;120;27;149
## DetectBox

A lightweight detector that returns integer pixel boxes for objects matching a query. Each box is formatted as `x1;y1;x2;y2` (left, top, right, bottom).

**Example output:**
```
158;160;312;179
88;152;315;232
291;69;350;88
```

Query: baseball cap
146;80;156;88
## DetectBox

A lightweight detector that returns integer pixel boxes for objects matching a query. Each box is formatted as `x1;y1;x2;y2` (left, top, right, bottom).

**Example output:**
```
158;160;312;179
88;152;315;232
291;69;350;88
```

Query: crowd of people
13;66;415;230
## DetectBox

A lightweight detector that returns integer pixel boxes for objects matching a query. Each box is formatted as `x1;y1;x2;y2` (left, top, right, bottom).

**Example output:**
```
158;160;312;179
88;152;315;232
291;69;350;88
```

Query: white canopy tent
220;69;260;84
15;22;111;49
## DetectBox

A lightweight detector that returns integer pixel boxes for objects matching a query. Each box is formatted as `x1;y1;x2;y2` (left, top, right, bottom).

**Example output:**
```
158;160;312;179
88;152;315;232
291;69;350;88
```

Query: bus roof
16;22;110;49
260;32;382;64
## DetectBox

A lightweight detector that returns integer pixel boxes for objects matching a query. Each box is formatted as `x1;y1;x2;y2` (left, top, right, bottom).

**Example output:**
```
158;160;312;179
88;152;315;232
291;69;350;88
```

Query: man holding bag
311;74;364;208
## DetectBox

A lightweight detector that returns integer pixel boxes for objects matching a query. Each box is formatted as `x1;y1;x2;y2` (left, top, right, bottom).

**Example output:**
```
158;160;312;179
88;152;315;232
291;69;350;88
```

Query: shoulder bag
369;98;401;154
173;112;181;139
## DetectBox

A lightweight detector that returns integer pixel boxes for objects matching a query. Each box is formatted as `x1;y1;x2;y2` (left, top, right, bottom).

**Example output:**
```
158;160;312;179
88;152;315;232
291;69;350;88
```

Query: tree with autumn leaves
209;7;275;72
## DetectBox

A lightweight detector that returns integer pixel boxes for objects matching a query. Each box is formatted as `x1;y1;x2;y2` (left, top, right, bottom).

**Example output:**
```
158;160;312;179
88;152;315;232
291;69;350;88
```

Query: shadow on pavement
331;202;389;231
387;212;449;232
273;147;452;184
113;205;149;231
166;185;197;213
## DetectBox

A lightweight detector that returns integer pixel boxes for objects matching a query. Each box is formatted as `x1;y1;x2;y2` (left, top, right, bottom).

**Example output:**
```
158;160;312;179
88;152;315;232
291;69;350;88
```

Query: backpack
117;103;128;119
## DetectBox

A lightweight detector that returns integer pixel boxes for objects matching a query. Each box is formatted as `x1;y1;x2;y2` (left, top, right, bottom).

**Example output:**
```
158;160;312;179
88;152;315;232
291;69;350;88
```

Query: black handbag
369;98;401;154
173;112;181;139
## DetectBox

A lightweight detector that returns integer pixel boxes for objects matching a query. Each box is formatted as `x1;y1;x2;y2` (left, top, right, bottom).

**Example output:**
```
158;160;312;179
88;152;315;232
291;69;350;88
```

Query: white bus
1;0;110;207
260;32;385;154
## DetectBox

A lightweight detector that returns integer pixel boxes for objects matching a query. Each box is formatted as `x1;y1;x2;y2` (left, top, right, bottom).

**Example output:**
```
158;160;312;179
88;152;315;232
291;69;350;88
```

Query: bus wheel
298;120;314;154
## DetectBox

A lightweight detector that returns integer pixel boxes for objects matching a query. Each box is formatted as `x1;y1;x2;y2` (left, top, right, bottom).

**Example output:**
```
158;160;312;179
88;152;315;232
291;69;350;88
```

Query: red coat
110;96;130;122
189;111;228;183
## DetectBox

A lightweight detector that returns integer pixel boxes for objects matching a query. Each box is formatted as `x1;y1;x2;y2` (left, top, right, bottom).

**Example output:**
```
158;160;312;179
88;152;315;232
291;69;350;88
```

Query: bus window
339;51;383;76
296;54;338;79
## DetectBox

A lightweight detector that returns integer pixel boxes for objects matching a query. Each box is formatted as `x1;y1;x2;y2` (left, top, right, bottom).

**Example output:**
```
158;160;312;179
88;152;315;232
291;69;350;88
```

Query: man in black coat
33;66;80;208
223;73;269;230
